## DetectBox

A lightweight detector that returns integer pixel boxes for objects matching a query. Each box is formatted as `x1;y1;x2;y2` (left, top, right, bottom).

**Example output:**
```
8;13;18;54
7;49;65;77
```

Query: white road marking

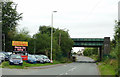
57;66;76;76
61;66;77;75
68;67;76;72
56;74;63;77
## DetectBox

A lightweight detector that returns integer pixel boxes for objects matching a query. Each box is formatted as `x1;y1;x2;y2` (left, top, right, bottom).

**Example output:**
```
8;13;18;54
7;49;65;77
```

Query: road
2;56;100;75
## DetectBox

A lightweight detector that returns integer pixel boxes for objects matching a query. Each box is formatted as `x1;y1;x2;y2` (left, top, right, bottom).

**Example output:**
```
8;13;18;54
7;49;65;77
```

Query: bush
110;50;117;59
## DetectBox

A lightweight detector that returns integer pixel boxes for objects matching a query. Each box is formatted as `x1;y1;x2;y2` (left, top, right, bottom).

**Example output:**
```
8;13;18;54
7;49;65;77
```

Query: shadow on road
73;56;98;63
75;61;97;63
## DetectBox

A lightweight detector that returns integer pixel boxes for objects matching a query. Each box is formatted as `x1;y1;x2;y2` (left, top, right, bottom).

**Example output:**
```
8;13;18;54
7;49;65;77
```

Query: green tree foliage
114;21;120;60
31;26;74;61
13;29;31;41
83;48;98;56
115;21;120;75
54;29;74;60
39;26;52;35
2;2;22;34
2;2;22;52
34;33;51;55
110;20;120;59
110;20;120;75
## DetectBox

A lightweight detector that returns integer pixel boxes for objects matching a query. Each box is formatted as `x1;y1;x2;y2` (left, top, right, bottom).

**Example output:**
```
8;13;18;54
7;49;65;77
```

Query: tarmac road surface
2;56;99;75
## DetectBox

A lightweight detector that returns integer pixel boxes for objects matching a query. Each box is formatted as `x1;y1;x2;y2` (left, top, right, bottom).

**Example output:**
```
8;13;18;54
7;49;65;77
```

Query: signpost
12;41;28;60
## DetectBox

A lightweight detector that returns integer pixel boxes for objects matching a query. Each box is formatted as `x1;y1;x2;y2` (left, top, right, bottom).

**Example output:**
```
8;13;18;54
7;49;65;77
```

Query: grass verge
2;60;63;69
88;55;118;76
89;55;98;61
98;63;116;75
98;59;118;76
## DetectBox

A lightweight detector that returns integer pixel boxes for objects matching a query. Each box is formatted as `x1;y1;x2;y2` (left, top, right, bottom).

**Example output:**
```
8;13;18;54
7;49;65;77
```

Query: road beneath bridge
2;56;100;75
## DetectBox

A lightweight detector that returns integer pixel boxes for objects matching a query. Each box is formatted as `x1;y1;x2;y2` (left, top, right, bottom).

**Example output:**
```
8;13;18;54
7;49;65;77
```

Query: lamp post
33;35;36;55
2;34;5;52
51;11;57;63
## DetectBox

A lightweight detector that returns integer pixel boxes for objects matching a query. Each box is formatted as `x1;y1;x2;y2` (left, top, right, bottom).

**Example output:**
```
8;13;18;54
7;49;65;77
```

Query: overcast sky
13;0;119;52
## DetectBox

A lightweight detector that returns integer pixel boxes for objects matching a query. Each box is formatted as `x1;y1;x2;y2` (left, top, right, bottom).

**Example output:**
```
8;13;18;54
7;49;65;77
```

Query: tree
35;33;51;55
33;26;61;59
13;28;31;41
32;25;74;61
2;2;22;34
112;20;120;59
110;20;120;75
83;48;98;56
2;2;22;52
54;29;74;58
115;20;120;74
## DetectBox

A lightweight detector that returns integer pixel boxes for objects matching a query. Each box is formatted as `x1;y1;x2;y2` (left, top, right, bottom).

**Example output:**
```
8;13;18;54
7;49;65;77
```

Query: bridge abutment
103;37;110;55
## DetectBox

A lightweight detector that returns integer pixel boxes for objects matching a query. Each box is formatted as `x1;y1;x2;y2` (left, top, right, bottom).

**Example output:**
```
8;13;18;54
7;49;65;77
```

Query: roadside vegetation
1;1;74;65
83;48;99;61
84;48;118;76
98;58;118;76
83;20;120;76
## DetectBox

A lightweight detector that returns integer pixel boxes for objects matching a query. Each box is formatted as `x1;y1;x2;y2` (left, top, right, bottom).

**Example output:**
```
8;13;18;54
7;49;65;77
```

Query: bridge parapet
72;38;104;42
72;38;104;47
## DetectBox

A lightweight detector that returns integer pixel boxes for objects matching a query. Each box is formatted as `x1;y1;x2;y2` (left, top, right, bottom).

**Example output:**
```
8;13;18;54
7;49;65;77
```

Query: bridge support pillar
99;47;102;61
98;47;102;61
103;37;110;55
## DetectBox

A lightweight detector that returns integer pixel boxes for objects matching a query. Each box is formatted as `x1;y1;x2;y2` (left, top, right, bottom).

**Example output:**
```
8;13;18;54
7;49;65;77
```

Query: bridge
71;37;110;61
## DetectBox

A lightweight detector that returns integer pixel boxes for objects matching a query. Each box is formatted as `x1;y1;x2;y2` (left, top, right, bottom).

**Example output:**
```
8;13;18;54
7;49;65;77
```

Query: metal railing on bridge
72;38;104;47
72;38;104;42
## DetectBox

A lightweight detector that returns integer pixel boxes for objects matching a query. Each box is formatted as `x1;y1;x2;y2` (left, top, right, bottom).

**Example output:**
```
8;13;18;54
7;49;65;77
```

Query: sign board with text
12;41;28;46
13;46;27;52
12;41;28;60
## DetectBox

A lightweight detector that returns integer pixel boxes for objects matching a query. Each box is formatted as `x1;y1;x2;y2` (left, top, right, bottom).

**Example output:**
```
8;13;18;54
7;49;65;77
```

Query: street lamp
51;11;57;63
2;34;5;52
33;35;36;55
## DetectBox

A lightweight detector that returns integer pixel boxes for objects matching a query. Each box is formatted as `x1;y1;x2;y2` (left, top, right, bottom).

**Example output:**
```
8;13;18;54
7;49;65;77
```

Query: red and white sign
13;46;27;51
21;55;28;60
